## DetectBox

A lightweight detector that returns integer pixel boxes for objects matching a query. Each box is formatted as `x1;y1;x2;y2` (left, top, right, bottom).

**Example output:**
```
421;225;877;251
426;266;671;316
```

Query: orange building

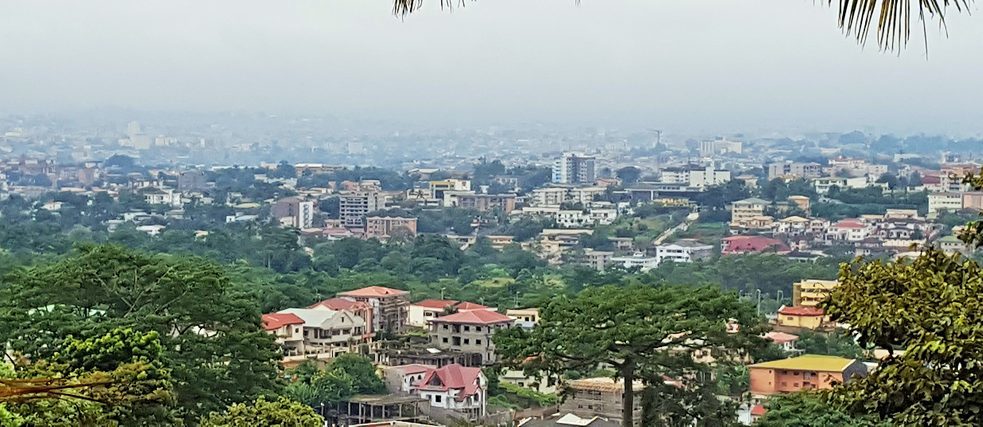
775;305;828;330
749;355;867;396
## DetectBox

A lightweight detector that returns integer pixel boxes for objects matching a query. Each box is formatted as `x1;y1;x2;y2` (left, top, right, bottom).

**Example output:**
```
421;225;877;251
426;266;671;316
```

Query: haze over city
2;0;982;135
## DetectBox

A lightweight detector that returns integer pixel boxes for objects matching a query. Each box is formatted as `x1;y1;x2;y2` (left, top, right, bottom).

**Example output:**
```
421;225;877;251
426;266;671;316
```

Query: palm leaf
391;0;972;51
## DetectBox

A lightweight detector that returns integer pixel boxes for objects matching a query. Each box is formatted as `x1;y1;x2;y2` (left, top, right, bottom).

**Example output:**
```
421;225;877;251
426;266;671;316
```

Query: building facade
553;152;596;185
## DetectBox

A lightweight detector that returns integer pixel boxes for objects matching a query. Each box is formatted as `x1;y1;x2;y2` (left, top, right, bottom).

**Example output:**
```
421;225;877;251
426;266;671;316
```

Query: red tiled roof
833;219;865;229
416;364;483;401
429;309;513;325
764;331;800;344
721;236;790;254
308;297;360;310
413;299;459;310
751;404;767;416
261;313;305;331
778;305;825;316
454;301;491;311
393;364;435;375
338;286;409;298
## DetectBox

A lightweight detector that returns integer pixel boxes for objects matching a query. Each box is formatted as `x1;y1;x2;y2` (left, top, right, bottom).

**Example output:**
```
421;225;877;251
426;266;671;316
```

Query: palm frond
392;0;972;52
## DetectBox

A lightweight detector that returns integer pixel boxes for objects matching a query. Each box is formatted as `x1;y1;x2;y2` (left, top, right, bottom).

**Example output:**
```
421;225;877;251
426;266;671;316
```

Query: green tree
495;285;766;427
756;393;882;427
285;368;355;407
0;245;281;423
200;397;324;427
327;354;385;394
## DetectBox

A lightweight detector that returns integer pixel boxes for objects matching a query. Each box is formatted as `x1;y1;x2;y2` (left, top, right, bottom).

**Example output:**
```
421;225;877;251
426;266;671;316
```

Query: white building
654;240;714;264
407;299;494;328
928;192;964;217
272;308;368;358
392;364;487;419
610;253;660;272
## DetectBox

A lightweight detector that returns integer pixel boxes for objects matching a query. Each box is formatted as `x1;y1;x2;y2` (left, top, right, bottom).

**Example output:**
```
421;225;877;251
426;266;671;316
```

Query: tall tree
495;285;765;427
200;397;324;427
0;245;282;423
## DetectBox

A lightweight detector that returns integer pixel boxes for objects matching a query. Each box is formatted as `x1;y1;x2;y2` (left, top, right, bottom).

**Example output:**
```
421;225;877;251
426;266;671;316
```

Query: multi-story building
449;193;516;214
767;162;823;180
339;191;384;228
749;355;867;397
553;152;596;185
928;192;964;217
263;307;369;358
365;216;418;239
787;195;811;212
660;164;731;189
530;186;607;207
397;363;488;420
428;310;514;365
580;249;614;271
429;179;471;201
775;306;828;330
272;197;316;229
813;176;883;195
610;252;660;272
177;170;207;192
139;187;182;207
826;219;872;241
792;279;839;307
337;286;410;333
560;378;644;425
730;198;768;227
699;138;743;157
654;240;714;264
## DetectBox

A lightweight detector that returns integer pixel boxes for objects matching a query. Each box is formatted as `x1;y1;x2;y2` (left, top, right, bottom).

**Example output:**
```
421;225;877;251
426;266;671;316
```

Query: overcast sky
1;0;981;135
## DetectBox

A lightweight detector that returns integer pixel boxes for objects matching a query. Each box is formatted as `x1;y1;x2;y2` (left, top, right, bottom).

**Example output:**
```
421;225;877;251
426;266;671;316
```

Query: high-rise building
339;190;383;228
272;197;316;229
552;152;596;185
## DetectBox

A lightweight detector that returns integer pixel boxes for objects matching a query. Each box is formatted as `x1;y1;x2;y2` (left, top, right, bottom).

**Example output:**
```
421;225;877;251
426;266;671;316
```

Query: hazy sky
1;0;981;135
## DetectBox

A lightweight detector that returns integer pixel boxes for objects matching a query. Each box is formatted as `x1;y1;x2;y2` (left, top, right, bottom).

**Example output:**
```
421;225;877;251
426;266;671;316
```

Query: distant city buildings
339;190;384;228
272;197;316;229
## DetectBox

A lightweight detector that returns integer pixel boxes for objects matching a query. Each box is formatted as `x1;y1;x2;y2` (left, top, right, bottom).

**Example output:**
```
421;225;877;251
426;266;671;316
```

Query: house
407;299;494;328
506;308;540;328
792;279;839;307
518;413;620;427
775;305;828;330
338;286;411;334
653;240;713;264
937;235;970;255
827;219;871;242
749;354;867;396
413;364;487;419
271;308;368;358
262;312;306;356
428;310;514;365
764;331;800;352
308;297;376;338
721;236;789;255
559;378;644;425
501;368;559;394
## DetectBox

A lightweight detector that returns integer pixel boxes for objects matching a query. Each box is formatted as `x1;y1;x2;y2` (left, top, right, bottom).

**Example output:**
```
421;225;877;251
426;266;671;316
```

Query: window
463;339;470;345
434;395;442;403
475;326;482;332
464;326;470;332
443;325;449;330
442;337;448;343
476;339;481;345
781;382;787;387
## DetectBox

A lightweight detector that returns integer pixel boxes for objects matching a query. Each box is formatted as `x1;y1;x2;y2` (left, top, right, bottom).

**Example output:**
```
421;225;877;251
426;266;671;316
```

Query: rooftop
778;305;825;316
749;354;858;372
566;377;645;393
430;309;513;325
261;312;305;331
338;286;409;298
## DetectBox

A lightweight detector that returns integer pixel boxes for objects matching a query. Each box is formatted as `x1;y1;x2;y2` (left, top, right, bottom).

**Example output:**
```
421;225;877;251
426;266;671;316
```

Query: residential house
262;312;306;356
428;310;514;365
337;286;411;334
413;364;487;419
749;355;867;396
730;198;768;227
764;331;800;353
775;305;828;330
272;307;368;358
407;299;494;328
609;252;660;272
506;308;540;328
721;236;789;255
826;219;871;242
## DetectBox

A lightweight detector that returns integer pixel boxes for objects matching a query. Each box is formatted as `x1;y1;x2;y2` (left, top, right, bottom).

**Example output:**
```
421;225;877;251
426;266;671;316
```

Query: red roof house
721;236;790;255
428;310;514;326
338;286;409;298
261;312;305;331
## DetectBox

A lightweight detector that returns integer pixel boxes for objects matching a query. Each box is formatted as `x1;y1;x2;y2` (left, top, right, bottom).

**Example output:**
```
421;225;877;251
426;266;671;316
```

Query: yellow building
792;279;839;307
776;306;827;330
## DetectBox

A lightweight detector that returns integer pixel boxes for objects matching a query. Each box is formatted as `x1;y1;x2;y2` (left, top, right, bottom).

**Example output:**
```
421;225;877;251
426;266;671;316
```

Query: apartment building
580;249;614;271
449;193;517;214
749;355;867;397
730;198;768;227
660;164;731;189
553;152;596;185
365;216;418;239
272;197;316;229
264;307;369;358
407;299;493;328
792;279;839;307
428;310;514;365
699;138;742;156
429;179;471;201
337;286;410;334
339;190;384;228
928;192;964;217
767;162;823;180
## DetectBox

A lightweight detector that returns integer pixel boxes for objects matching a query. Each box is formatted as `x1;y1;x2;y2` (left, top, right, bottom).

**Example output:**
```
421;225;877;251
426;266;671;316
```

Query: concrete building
263;308;368;358
654;240;714;264
337;286;410;334
775;306;828;330
449;193;516;214
272;197;316;229
506;308;541;328
365;216;418;239
406;364;488;419
730;198;768;227
749;355;867;397
580;249;614;271
428;310;514;365
610;253;660;272
340;191;384;228
660;164;731;189
928;192;965;217
792;279;839;307
699;138;743;156
787;195;811;212
768;162;823;180
407;299;493;328
177;170;207;192
560;378;644;425
429;179;472;201
553;152;596;185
